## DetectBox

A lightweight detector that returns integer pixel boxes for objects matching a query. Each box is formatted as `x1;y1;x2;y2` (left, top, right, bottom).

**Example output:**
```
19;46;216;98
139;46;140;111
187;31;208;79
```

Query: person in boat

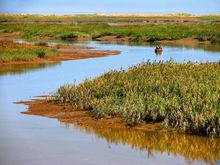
155;45;163;56
155;45;163;52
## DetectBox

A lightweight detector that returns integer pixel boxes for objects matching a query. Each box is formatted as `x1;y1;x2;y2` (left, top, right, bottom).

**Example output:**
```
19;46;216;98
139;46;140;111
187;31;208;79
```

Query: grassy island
0;40;57;63
53;61;220;137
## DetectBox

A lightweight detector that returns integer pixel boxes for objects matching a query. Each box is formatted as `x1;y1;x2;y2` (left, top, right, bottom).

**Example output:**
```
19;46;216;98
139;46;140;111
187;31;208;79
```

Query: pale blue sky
0;0;219;15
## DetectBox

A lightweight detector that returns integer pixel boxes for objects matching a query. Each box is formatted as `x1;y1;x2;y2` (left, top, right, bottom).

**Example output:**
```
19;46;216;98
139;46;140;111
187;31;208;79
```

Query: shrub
60;33;78;40
34;41;48;46
36;50;46;58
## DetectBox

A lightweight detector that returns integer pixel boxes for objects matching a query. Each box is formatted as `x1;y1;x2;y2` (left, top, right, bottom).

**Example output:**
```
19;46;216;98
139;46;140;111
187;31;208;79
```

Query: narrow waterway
0;41;220;165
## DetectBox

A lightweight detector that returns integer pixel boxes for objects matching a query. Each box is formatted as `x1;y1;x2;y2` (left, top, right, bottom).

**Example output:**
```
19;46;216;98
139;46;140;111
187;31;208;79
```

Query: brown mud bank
19;99;162;131
0;32;21;38
0;40;120;66
55;46;119;61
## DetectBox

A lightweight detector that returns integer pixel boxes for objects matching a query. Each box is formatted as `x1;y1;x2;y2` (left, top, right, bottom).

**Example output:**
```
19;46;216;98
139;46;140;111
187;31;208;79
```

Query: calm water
0;42;220;165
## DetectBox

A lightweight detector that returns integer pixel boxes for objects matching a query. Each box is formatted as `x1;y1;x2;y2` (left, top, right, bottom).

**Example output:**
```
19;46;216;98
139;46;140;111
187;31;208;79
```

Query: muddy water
0;42;220;165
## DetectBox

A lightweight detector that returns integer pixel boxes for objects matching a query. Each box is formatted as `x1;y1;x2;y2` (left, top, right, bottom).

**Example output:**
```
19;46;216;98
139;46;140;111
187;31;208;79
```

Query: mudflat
19;99;162;132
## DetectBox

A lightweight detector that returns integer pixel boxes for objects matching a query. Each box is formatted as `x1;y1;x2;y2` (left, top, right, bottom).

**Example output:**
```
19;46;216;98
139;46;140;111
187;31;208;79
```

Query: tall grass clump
36;50;46;58
59;32;90;41
54;61;220;137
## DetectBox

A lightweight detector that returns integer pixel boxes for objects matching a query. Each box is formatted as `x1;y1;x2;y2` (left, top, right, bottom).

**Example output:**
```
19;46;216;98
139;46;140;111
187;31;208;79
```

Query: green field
1;23;220;43
0;14;220;43
53;61;220;137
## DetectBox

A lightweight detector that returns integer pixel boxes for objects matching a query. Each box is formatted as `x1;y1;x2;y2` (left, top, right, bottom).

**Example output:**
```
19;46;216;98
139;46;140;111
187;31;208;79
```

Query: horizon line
1;12;220;16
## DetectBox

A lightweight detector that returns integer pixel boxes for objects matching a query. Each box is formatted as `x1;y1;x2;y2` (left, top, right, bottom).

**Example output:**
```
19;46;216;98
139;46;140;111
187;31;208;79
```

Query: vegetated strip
51;61;220;137
0;23;219;44
0;40;120;65
0;40;58;65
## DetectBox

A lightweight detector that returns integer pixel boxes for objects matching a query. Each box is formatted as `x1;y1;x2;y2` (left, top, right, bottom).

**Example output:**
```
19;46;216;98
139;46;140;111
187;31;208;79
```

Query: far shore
0;32;214;45
0;34;218;67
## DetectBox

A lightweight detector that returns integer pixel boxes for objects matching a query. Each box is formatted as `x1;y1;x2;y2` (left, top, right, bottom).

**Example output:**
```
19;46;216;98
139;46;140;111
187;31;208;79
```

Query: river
0;41;220;165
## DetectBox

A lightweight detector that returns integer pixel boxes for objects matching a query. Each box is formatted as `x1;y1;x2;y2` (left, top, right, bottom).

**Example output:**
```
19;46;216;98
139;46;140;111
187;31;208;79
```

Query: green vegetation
54;61;220;137
36;50;46;58
200;15;220;22
0;21;220;43
59;32;90;41
1;23;220;42
0;47;56;62
0;40;57;63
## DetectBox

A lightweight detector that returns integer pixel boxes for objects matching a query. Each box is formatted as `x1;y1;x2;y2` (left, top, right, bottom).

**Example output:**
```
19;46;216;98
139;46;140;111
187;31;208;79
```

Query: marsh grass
54;61;220;137
0;23;219;43
0;40;57;62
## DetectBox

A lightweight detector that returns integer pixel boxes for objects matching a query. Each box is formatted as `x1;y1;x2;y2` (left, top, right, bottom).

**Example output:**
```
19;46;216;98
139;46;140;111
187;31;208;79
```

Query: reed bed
54;61;220;137
0;40;57;62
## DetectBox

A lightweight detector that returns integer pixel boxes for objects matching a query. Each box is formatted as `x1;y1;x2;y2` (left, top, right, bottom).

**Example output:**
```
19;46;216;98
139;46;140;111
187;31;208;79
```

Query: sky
0;0;219;15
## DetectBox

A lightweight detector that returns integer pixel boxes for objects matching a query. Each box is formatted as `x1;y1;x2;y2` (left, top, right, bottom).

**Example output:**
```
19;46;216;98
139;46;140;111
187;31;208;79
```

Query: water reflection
0;63;59;76
99;41;220;53
72;123;220;164
162;43;220;53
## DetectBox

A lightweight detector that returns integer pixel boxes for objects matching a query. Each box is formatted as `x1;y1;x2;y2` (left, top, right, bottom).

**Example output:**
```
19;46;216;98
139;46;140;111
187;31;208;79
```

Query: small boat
155;45;163;52
155;46;163;56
